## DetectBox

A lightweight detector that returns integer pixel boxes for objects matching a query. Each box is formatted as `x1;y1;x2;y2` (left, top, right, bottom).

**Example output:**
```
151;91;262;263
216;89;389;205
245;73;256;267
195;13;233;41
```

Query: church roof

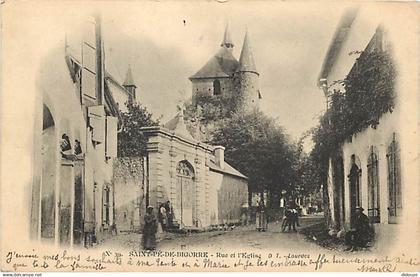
123;65;136;87
189;47;239;80
237;31;258;74
221;23;234;48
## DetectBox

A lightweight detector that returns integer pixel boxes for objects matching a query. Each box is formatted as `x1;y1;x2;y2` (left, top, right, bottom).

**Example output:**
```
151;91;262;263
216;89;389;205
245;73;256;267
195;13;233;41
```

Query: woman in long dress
142;206;157;250
256;201;268;232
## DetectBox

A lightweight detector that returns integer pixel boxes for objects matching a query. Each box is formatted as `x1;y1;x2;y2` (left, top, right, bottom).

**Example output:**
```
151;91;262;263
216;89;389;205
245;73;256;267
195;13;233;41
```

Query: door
73;160;84;245
59;161;73;245
176;161;195;228
349;161;361;227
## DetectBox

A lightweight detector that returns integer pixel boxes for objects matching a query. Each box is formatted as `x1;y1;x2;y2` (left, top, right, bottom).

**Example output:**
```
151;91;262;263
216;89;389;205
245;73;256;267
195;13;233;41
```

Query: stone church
189;24;262;111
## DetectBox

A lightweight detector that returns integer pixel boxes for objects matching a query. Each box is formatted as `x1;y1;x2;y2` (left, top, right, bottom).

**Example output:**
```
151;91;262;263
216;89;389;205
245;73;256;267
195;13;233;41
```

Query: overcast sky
100;2;352;144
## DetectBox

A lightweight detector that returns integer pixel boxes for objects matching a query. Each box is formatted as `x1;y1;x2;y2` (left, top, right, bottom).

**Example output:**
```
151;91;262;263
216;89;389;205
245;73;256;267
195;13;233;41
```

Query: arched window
367;147;380;223
387;133;402;223
348;154;362;227
213;80;221;96
176;160;195;177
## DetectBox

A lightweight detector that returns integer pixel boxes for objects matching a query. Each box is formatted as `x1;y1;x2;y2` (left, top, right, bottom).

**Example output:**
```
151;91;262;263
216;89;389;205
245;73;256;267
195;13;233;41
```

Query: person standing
256;201;268;232
165;201;173;229
159;204;168;231
142;206;157;251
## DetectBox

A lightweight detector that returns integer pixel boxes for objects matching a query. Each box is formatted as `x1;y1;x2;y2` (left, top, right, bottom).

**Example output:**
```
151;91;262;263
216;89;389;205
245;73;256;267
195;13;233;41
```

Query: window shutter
88;105;105;143
106;116;118;158
81;18;97;100
102;187;107;225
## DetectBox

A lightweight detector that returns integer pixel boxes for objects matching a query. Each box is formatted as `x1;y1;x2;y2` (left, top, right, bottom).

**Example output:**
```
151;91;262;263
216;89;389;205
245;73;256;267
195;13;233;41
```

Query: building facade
141;111;248;230
318;7;418;249
30;16;133;247
189;24;262;112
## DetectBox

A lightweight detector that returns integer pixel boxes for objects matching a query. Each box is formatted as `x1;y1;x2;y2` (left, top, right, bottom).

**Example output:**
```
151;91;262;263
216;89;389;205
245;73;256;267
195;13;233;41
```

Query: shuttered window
367;147;380;223
88;105;105;143
81;18;97;100
105;116;118;158
387;133;402;224
102;186;110;226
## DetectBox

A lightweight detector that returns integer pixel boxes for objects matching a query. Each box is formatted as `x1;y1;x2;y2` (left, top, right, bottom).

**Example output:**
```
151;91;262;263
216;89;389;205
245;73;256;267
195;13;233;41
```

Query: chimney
214;146;225;169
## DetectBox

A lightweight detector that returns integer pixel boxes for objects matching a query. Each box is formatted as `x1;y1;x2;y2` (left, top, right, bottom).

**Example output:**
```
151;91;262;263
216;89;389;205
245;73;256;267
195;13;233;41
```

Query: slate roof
318;8;358;87
221;22;234;48
190;47;239;80
123;65;136;87
237;31;258;74
206;158;248;180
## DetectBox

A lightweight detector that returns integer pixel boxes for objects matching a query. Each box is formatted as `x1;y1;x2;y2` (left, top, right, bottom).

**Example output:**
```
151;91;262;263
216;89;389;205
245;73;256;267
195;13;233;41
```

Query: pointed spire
237;30;258;74
123;65;136;87
221;22;234;49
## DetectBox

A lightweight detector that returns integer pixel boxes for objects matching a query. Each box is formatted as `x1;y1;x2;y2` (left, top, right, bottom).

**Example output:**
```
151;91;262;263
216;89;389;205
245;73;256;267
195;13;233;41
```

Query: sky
99;1;352;146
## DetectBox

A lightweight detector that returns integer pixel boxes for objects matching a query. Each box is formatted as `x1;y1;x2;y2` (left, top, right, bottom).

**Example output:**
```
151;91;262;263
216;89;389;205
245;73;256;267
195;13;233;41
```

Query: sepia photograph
0;0;419;273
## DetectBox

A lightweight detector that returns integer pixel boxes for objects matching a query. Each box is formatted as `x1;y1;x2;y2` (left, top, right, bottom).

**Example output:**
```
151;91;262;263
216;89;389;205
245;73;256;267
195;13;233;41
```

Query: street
95;215;325;252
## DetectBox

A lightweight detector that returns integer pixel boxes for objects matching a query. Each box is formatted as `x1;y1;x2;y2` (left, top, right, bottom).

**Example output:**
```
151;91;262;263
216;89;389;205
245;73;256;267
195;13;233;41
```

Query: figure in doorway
158;204;168;231
142;206;157;251
165;200;174;229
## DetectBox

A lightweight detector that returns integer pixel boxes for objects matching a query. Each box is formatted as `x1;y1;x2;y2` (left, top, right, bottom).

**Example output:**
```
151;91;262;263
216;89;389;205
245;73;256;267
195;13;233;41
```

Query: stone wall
191;77;234;101
235;72;260;111
113;157;145;233
217;175;248;225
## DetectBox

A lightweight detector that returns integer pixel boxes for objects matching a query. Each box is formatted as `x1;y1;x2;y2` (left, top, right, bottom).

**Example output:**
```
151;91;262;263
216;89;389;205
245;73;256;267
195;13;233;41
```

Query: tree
117;101;160;157
210;109;299;208
309;44;396;227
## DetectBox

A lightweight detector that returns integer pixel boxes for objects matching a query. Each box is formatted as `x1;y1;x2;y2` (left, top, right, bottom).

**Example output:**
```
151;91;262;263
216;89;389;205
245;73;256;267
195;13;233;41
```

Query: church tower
189;24;239;104
122;65;137;103
235;31;261;110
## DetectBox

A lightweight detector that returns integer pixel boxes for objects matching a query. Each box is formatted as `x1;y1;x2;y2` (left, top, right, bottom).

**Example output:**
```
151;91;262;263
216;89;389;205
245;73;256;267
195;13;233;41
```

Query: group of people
142;201;374;252
282;204;300;232
158;201;174;232
256;200;301;233
141;201;175;251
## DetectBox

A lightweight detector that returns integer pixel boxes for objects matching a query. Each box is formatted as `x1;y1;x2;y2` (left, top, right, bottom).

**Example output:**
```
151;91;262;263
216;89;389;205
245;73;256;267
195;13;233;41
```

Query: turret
122;65;137;102
221;23;234;50
236;30;261;110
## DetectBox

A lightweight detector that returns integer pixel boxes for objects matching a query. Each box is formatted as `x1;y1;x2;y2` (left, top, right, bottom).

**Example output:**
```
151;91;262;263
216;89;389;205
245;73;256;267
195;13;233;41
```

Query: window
387;133;402;223
105;116;118;158
213;80;221;96
367;147;380;223
176;160;194;177
103;186;110;226
88;105;105;143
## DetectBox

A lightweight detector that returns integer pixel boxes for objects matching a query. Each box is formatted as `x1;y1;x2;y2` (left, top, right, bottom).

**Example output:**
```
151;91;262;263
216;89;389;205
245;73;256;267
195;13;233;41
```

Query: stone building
141;111;248;230
30;16;134;247
318;7;417;249
189;24;262;112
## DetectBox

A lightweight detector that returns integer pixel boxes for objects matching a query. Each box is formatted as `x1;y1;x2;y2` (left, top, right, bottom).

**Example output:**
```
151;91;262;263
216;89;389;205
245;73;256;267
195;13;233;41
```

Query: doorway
176;160;195;228
348;155;361;227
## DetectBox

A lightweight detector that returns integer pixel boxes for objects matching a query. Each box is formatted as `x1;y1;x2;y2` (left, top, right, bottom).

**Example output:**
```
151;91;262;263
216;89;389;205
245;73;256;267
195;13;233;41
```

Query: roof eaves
317;8;359;87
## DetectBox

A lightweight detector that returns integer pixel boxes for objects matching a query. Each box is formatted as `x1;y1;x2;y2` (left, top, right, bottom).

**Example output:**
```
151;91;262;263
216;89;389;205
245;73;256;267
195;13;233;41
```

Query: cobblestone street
95;215;326;252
